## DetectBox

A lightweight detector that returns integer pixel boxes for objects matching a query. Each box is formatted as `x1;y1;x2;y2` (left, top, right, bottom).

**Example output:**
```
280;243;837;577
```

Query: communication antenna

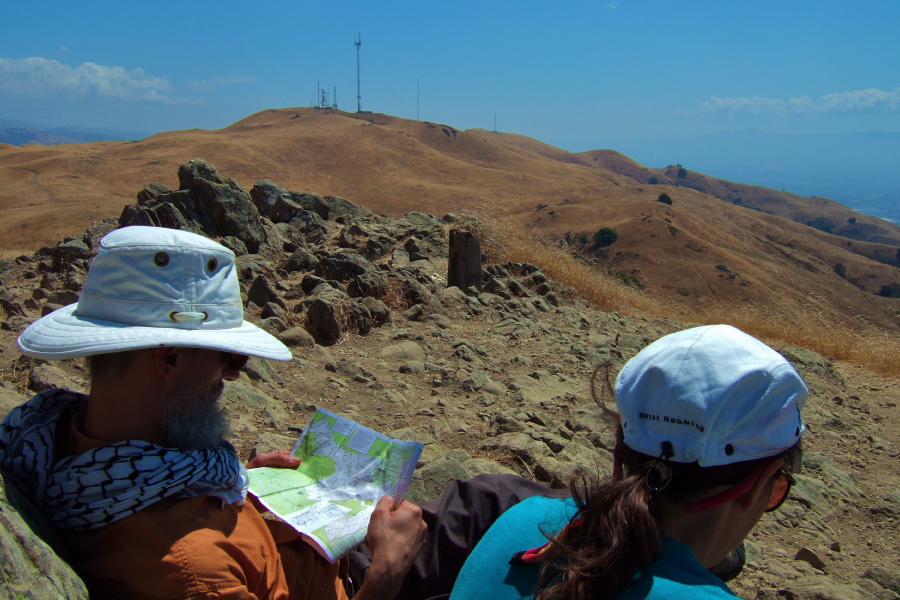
417;78;420;121
355;33;362;113
494;114;497;133
333;86;338;109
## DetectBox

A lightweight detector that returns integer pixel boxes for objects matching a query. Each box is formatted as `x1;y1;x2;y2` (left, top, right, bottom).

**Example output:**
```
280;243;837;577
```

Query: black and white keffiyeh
0;388;249;530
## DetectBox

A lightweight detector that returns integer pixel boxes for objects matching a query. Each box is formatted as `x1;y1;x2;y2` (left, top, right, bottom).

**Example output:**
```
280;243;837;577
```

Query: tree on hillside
878;284;900;298
648;177;659;185
677;167;687;179
657;193;672;205
593;227;618;247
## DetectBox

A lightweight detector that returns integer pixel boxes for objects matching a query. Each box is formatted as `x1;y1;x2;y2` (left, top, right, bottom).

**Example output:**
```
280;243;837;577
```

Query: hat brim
17;304;292;361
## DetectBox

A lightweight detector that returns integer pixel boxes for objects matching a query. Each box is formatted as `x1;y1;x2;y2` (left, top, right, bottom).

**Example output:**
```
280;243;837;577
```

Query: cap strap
645;442;674;493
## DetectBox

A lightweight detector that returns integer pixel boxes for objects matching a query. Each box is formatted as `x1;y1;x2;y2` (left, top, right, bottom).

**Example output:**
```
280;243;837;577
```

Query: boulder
361;297;391;326
280;248;320;274
277;327;316;348
136;182;172;205
347;271;387;299
314;253;371;282
50;240;92;272
303;298;343;346
381;341;426;362
175;159;266;253
246;275;285;309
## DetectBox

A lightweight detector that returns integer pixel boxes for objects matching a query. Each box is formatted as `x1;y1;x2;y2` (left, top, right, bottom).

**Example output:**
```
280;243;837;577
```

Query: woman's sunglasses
682;461;795;514
765;469;795;512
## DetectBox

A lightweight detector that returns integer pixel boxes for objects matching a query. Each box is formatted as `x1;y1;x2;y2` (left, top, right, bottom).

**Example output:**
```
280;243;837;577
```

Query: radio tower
355;33;362;113
353;33;362;112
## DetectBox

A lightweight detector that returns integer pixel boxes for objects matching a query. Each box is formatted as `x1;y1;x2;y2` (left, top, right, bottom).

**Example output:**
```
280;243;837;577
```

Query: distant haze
598;130;900;224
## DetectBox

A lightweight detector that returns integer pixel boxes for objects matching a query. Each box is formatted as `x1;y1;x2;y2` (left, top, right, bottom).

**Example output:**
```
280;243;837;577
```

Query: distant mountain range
0;120;151;145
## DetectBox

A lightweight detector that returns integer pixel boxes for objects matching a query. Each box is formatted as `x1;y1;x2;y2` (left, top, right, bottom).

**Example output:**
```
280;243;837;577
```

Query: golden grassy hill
1;107;898;342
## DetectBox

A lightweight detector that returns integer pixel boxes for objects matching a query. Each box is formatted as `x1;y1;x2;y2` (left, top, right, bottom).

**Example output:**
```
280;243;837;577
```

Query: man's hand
356;496;427;600
245;449;302;470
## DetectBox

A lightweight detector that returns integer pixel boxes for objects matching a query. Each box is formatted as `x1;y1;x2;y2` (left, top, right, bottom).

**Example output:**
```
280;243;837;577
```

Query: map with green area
248;407;423;563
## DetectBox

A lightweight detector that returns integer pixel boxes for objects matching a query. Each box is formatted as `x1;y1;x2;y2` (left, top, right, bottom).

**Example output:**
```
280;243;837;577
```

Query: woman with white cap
449;324;807;600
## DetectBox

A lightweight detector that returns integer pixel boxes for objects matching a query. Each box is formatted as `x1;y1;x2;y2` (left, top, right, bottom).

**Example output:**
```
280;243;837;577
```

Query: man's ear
740;458;785;511
151;346;182;383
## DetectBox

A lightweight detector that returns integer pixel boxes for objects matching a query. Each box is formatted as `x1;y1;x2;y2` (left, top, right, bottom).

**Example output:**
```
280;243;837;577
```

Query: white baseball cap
17;226;292;361
615;325;806;466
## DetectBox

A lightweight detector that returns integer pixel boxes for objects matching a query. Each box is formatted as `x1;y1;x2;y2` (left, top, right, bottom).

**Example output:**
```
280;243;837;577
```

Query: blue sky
2;0;899;211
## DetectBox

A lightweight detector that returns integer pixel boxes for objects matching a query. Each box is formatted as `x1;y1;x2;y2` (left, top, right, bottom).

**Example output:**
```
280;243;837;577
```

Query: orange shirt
61;415;351;600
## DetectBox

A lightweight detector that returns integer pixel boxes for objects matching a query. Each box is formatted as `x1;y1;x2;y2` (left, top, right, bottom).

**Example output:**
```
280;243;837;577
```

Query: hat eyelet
724;444;734;456
201;311;208;321
207;258;217;272
169;311;178;321
154;252;169;267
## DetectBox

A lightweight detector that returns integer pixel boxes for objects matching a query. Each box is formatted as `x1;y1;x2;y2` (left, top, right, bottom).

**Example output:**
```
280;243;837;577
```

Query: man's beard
159;376;231;450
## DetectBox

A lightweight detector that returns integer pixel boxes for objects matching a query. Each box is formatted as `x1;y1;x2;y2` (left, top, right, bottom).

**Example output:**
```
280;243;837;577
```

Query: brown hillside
581;149;900;249
0;107;898;337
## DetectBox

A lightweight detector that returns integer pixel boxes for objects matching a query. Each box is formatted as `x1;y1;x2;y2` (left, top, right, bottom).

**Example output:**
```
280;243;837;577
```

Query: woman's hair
533;363;802;600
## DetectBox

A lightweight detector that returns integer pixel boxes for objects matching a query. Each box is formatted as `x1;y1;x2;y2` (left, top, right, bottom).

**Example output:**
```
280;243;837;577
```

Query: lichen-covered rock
0;483;89;599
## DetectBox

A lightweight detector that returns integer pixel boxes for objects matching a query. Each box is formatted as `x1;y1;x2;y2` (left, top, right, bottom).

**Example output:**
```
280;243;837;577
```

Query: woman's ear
740;458;785;511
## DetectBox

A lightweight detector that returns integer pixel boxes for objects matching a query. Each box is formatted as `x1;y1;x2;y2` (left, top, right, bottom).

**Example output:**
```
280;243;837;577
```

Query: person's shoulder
504;495;575;521
617;539;737;599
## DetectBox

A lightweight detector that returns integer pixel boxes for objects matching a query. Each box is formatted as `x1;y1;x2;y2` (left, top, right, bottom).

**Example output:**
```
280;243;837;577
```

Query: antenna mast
355;33;362;113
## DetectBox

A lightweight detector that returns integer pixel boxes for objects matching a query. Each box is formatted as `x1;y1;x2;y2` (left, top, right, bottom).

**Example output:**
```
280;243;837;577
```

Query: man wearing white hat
0;226;426;600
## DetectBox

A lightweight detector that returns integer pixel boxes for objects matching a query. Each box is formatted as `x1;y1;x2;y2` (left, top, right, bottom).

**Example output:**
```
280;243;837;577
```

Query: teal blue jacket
449;496;737;600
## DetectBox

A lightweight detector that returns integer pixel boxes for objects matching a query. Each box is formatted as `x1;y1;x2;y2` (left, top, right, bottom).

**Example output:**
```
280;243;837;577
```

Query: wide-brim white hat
615;324;806;466
18;226;292;361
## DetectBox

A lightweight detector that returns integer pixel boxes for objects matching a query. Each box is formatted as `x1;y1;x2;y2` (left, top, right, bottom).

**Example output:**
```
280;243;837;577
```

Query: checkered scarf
0;388;248;530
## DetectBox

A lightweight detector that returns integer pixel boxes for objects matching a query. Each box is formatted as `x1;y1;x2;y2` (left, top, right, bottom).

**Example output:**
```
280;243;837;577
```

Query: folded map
248;407;424;563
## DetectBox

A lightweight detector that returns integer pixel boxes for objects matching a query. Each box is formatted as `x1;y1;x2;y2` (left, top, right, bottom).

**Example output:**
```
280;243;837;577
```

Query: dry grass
678;303;900;377
475;217;659;315
475;215;900;378
380;278;414;312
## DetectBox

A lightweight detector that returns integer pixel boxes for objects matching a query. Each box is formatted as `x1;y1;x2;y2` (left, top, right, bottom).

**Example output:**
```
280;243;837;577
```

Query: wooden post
447;229;482;292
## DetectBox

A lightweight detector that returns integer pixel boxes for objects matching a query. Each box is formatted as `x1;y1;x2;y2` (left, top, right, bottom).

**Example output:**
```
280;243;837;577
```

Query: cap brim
17;304;292;361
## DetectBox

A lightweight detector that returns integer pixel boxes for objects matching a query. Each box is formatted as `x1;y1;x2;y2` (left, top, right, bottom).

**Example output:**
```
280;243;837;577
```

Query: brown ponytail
533;428;663;600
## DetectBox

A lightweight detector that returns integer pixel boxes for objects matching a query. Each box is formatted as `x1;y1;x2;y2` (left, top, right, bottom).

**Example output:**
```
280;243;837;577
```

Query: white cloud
679;87;900;116
0;57;197;104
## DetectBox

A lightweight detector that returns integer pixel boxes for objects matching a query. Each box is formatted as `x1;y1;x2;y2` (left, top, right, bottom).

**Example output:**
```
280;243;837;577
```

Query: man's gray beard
159;378;231;450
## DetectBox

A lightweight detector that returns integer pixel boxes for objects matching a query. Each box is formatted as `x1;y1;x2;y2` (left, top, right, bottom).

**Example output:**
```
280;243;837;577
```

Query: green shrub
677;168;687;179
878;284;900;298
847;217;857;225
611;270;644;289
648;177;659;185
578;234;589;244
833;263;847;278
593;227;618;247
657;193;672;205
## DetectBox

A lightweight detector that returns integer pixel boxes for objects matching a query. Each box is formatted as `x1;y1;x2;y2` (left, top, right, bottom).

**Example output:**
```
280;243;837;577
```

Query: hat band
74;289;244;331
